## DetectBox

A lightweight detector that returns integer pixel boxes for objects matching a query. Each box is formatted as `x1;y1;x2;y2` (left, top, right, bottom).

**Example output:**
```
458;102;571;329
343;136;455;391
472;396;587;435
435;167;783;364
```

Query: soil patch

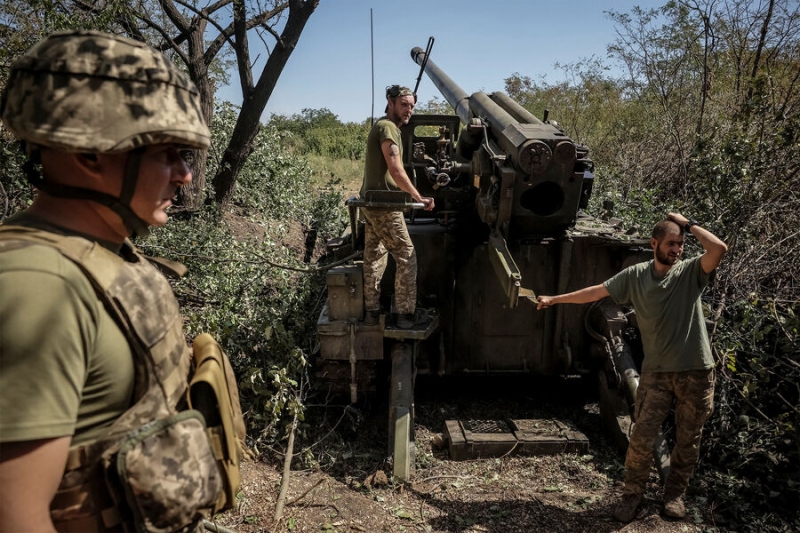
223;210;322;262
211;376;730;533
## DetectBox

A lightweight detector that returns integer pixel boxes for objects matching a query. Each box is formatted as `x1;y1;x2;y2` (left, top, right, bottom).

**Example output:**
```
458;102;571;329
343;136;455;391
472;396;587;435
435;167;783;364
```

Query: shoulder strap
0;225;188;346
0;225;142;343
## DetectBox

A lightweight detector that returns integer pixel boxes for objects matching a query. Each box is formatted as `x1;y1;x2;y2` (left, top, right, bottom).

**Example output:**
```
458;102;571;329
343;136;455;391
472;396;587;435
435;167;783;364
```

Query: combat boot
663;494;686;518
397;308;430;329
364;308;382;326
613;493;642;523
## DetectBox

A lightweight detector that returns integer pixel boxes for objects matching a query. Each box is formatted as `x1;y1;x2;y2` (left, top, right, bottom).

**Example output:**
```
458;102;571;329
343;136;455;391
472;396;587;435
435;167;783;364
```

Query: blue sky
217;0;666;124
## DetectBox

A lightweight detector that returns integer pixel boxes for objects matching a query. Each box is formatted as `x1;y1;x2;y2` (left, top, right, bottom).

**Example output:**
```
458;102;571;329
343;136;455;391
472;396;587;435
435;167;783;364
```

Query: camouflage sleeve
0;249;96;442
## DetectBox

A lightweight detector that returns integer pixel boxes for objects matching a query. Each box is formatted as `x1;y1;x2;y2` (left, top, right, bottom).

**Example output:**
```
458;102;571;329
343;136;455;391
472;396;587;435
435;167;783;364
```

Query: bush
0;138;33;222
138;102;348;452
701;300;800;530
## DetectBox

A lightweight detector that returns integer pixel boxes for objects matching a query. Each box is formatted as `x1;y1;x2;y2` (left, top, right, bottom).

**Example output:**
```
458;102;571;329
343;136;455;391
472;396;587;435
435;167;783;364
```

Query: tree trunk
744;0;774;119
212;0;319;209
178;18;213;209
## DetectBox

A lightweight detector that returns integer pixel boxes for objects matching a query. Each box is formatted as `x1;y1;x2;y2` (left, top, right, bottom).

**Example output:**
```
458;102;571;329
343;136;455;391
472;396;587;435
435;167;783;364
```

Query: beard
655;247;680;266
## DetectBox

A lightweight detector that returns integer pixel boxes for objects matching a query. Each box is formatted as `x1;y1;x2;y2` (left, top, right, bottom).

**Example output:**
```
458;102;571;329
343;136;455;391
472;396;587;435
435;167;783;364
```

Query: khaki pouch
187;334;246;513
116;410;222;533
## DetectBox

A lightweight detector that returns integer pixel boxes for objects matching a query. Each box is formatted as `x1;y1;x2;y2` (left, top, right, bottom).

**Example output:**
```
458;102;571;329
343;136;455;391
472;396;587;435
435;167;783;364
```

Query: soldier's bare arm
0;436;70;532
381;139;435;211
667;213;728;274
536;284;610;310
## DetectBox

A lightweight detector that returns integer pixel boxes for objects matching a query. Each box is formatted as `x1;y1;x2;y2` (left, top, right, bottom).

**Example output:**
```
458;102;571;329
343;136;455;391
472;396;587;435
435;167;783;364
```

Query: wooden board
444;418;589;461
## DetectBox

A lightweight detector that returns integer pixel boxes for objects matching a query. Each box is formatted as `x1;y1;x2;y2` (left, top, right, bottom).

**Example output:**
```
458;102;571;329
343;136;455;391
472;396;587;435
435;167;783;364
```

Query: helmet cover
1;30;210;153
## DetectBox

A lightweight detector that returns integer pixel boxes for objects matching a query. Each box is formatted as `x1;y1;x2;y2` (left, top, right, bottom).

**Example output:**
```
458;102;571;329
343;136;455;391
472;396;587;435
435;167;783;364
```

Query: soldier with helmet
0;30;241;532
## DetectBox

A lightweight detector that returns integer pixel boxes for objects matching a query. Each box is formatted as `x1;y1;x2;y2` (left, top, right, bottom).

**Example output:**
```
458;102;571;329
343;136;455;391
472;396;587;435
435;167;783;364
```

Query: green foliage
0;139;32;221
415;95;453;115
703;300;800;531
303;154;362;197
504;1;800;528
139;206;325;450
139;101;347;452
268;108;370;161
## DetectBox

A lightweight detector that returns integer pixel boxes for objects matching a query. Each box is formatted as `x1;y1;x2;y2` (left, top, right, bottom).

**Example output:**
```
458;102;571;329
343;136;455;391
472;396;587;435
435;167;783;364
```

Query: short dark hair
652;219;683;240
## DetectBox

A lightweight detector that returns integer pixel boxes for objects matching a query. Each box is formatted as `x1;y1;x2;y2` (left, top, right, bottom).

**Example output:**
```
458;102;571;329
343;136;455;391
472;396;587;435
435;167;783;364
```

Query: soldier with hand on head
360;85;434;329
0;30;243;532
537;213;727;523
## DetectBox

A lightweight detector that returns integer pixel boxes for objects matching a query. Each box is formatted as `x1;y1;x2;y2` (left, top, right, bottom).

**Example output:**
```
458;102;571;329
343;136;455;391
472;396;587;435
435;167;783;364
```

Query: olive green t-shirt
0;223;134;446
604;255;714;373
360;117;402;197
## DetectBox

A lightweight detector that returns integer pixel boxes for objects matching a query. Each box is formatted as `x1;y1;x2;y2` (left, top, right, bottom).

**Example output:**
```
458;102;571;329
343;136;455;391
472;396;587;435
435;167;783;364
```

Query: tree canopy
0;0;320;209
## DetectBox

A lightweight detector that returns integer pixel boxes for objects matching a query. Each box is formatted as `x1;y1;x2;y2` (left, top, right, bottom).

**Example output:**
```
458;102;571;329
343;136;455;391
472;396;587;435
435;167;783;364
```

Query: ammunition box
325;264;364;321
317;304;383;361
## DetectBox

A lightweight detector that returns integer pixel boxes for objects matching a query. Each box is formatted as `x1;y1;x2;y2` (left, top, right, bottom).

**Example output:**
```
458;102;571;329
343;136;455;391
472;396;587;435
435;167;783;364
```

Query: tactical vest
0;226;242;533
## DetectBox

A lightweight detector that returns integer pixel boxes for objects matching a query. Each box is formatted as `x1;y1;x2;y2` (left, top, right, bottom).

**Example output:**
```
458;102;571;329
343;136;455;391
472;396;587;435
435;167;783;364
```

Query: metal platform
383;313;439;341
444;418;589;461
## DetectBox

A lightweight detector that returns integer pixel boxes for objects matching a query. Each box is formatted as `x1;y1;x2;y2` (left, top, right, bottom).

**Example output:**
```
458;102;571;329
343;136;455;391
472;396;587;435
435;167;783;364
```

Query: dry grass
306;154;363;197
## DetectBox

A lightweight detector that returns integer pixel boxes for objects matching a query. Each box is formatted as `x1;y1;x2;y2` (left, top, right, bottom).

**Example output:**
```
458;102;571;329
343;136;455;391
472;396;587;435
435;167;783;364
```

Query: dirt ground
209;376;733;533
206;216;735;533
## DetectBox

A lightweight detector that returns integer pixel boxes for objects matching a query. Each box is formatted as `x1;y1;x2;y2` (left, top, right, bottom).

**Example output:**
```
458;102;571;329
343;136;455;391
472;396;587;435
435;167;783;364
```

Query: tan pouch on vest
115;410;222;533
187;334;246;513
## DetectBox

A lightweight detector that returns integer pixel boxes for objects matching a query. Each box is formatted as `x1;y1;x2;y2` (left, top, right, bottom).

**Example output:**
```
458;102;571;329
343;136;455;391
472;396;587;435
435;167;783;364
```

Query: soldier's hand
667;212;688;227
536;296;554;310
421;197;435;211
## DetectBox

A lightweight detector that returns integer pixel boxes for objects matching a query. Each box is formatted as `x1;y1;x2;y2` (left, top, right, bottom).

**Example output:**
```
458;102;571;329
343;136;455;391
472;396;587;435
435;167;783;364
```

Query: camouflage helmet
0;29;210;153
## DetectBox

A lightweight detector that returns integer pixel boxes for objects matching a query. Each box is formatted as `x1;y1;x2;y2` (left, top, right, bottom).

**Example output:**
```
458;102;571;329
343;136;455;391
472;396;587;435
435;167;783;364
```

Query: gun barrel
490;92;545;126
411;47;523;137
410;43;588;237
411;47;471;124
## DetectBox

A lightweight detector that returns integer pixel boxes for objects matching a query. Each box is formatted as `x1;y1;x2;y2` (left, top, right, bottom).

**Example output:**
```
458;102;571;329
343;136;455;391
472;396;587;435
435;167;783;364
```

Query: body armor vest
0;226;224;532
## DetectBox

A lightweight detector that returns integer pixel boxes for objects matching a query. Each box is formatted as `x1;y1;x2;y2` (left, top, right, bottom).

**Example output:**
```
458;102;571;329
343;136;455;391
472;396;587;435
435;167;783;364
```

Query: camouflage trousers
361;208;417;315
623;368;715;497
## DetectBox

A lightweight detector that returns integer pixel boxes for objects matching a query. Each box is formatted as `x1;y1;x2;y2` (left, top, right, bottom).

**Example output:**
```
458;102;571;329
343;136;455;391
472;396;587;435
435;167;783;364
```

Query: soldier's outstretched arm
0;436;70;532
536;284;610;310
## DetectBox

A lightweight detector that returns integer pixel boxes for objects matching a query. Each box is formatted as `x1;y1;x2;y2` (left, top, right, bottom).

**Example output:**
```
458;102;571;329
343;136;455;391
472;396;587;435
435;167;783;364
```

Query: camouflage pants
623;368;715;497
361;208;417;315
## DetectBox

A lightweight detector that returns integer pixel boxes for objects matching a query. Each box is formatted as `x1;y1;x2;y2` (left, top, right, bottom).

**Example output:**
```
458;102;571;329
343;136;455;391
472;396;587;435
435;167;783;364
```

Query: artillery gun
316;44;669;480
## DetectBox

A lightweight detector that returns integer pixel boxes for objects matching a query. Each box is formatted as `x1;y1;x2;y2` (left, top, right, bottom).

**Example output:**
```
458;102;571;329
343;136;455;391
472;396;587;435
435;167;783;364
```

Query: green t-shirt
604;255;714;373
0;223;134;446
360;117;402;197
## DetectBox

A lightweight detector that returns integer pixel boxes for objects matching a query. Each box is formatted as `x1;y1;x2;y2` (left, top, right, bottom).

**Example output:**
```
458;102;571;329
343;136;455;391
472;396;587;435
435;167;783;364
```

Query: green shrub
138;102;348;451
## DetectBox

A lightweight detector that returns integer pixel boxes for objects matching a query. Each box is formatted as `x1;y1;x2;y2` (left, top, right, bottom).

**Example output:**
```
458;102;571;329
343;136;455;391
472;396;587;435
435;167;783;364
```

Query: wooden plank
513;419;589;455
383;314;439;340
444;420;469;461
445;418;589;460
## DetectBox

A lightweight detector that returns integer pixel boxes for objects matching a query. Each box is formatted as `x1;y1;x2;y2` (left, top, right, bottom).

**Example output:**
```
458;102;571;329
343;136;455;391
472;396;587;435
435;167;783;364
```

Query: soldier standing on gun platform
536;213;727;522
360;85;434;329
0;30;242;532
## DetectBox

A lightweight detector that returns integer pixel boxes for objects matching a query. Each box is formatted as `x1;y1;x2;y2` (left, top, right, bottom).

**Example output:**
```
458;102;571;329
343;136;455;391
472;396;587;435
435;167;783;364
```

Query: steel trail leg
592;304;672;483
652;429;671;484
388;341;414;481
598;367;671;484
